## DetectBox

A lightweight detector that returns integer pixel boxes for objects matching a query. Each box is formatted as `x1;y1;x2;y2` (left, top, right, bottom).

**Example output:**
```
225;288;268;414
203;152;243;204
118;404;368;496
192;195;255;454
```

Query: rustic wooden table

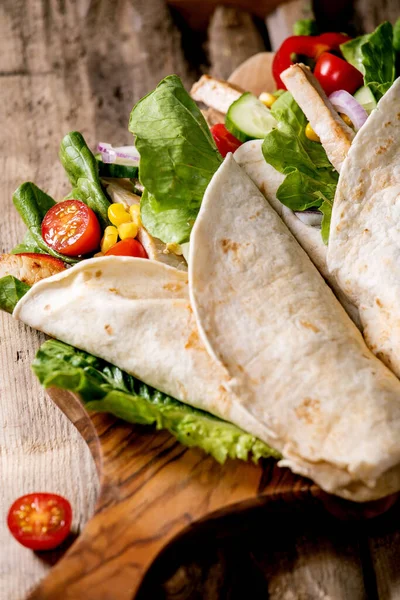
1;1;400;599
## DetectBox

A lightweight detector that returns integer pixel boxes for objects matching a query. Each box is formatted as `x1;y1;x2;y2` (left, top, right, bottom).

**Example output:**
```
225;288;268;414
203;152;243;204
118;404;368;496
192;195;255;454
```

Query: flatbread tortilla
14;157;400;501
13;256;272;446
234;140;360;326
327;78;400;376
189;155;400;502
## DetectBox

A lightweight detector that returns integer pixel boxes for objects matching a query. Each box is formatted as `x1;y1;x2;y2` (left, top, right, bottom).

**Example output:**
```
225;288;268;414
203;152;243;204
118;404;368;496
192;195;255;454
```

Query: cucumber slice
354;86;377;115
95;156;139;179
226;92;277;142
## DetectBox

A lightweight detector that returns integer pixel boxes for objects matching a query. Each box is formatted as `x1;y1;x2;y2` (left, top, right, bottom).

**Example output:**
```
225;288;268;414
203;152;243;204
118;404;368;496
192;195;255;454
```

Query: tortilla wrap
13;157;400;501
189;155;400;501
234;140;360;326
13;256;273;445
327;78;400;376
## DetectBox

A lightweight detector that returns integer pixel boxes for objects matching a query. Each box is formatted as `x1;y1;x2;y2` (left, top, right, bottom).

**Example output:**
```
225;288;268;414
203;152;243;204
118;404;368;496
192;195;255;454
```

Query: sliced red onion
294;210;323;227
97;143;140;166
328;90;368;132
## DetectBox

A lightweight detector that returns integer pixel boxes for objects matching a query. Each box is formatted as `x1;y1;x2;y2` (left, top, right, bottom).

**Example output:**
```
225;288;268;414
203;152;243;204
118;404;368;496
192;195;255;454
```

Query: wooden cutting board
26;52;398;600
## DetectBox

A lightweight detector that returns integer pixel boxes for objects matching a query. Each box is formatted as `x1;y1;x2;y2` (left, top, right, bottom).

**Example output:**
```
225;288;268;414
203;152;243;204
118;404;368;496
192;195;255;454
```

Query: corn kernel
339;112;353;128
129;203;142;226
164;242;183;256
101;225;118;253
118;221;138;240
108;203;131;226
305;122;320;142
259;92;276;108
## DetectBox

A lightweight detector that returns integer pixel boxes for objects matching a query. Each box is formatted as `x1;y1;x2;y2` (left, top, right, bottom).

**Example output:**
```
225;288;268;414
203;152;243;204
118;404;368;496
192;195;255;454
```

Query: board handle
26;389;276;600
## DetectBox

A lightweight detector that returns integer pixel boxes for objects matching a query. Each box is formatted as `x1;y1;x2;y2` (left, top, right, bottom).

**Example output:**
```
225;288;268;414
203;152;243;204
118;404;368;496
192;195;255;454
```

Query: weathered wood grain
2;0;400;599
208;6;266;80
0;0;194;598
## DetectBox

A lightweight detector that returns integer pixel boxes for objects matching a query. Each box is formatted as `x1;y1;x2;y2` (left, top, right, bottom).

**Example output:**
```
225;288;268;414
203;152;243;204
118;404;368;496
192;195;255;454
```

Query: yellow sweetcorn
118;221;138;240
129;204;141;227
305;122;320;142
101;225;118;253
164;242;183;256
259;92;276;108
108;203;131;226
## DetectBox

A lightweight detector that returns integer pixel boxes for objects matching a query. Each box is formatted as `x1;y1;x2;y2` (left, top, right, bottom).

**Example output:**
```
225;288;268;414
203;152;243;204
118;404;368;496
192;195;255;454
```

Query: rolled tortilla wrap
327;78;400;376
189;155;400;502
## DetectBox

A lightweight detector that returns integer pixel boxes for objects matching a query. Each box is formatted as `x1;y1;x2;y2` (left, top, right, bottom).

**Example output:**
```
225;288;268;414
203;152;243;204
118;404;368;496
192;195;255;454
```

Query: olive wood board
27;51;399;600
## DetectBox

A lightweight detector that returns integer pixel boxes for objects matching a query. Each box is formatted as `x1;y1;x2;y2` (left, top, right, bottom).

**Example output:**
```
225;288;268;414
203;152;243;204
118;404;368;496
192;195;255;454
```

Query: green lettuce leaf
340;35;368;74
140;189;197;245
59;132;111;229
33;339;280;464
0;275;30;314
262;92;338;217
341;22;396;100
293;19;318;36
320;197;333;245
12;183;78;265
129;75;222;244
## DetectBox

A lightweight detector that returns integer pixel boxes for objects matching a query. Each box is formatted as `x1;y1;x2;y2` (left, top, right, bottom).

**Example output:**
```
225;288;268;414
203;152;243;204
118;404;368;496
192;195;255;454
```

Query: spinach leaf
0;275;30;314
12;231;45;255
12;182;78;264
262;92;338;217
33;339;280;464
60;132;110;228
341;22;396;100
129;75;222;244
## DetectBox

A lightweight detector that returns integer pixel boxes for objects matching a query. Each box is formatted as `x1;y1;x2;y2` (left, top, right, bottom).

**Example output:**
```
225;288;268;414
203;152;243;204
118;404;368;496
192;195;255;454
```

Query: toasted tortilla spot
300;320;320;333
163;282;183;293
83;272;93;282
184;329;202;350
44;304;51;311
295;398;320;424
95;270;102;278
104;324;113;335
221;239;239;254
376;298;383;307
109;287;118;293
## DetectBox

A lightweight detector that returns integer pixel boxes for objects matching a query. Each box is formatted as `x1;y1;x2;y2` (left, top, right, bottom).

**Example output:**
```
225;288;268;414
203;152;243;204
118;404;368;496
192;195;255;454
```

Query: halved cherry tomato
105;238;148;258
314;52;364;96
7;493;72;551
210;124;242;157
41;200;102;257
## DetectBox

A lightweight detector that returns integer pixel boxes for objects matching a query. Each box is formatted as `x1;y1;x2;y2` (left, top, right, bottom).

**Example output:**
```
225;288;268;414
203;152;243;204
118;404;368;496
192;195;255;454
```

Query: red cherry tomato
210;124;242;157
42;200;102;257
105;238;148;258
314;52;364;97
7;493;72;551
